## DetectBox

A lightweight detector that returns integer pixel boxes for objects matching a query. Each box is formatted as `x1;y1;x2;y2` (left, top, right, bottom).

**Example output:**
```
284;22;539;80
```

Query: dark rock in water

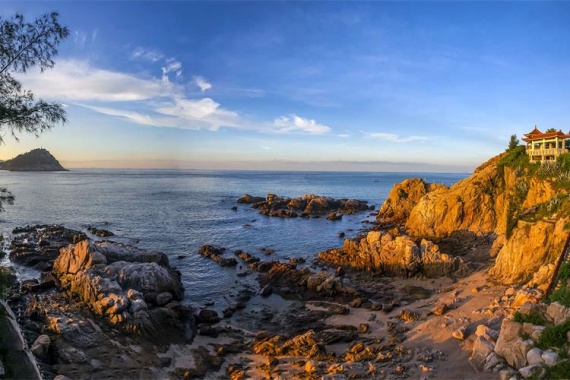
87;226;114;237
230;206;238;211
338;232;345;238
198;245;237;266
327;212;342;221
0;148;67;171
237;194;265;204
237;193;369;219
234;250;259;263
260;247;275;256
198;309;220;324
260;285;273;297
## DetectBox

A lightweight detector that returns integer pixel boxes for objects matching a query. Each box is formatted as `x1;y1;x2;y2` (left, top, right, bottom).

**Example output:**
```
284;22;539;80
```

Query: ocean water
0;169;467;305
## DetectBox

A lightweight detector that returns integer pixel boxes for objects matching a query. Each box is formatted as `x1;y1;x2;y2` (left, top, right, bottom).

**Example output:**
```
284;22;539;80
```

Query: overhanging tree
0;12;69;143
0;12;69;211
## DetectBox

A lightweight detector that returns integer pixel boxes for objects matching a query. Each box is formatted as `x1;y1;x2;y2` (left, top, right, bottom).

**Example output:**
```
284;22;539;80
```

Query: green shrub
513;311;546;325
537;320;570;349
0;266;16;298
558;262;570;282
543;359;570;379
547;286;570;307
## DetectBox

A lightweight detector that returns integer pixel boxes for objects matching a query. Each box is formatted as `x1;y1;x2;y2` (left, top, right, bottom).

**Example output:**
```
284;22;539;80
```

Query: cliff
0;148;67;171
376;147;570;286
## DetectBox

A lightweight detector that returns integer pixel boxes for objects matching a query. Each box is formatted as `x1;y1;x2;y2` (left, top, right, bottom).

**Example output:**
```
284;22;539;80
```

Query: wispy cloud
131;47;164;63
17;59;182;101
193;76;212;92
273;115;331;134
18;59;333;136
73;30;87;47
364;132;427;143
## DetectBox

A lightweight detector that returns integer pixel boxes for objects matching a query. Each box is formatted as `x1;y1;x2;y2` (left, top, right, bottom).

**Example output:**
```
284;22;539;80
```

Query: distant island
0;148;67;171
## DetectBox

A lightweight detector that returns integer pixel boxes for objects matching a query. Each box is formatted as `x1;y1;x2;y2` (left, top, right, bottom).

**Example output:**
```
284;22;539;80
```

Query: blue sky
2;1;570;172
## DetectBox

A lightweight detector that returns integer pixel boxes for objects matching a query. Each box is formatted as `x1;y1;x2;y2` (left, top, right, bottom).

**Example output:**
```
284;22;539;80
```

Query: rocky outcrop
376;178;447;225
318;229;469;278
404;154;557;238
52;240;191;335
0;148;67;171
237;193;370;218
489;219;567;285
9;225;86;271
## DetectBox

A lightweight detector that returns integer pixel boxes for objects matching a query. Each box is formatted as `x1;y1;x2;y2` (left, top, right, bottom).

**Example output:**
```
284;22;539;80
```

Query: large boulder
494;319;532;369
318;229;468;278
52;240;188;334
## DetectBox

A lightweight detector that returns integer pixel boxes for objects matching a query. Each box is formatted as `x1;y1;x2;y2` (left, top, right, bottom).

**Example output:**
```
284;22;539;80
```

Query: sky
1;1;570;172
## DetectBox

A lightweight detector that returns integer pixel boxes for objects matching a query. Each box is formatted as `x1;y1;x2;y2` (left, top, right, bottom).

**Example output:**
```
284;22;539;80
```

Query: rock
237;194;265;204
260;285;272;297
327;212;342;221
511;288;543;308
318;229;467;278
526;348;544;366
335;266;345;277
358;323;369;334
494;319;531;369
546;302;570;324
377;178;447;225
31;334;50;360
490;219;567;285
475;325;499;342
198;309;220;324
349;298;364;308
523;323;545;341
399;309;419;322
519;365;542;379
155;292;173;306
252;330;326;360
305;360;318;373
542;350;559;366
470;335;495;371
452;326;468;340
52;239;189;335
499;369;517;380
432;303;449;316
484;352;506;372
87;226;114;237
198;245;237;266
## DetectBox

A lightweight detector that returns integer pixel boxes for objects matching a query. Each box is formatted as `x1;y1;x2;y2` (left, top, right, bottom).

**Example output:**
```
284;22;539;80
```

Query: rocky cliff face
376;179;447;225
489;219;568;285
376;150;567;287
0;148;67;171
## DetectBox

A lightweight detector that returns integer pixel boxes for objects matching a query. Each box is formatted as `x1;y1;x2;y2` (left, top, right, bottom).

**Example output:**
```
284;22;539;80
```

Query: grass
536;320;570;349
513;311;546;325
547;286;570;308
543;360;570;379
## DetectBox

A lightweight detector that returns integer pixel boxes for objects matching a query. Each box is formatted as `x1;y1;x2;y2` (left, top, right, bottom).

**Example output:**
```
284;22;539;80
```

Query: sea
0;169;467;307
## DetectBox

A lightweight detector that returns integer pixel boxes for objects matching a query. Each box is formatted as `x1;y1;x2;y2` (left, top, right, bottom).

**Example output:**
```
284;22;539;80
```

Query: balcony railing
526;147;568;157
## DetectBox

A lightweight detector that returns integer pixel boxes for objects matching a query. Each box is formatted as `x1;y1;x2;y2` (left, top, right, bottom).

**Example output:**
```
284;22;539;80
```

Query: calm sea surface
0;169;467;305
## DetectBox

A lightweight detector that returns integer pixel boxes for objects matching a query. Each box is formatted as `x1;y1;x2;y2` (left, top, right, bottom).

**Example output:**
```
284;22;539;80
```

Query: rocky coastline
2;150;570;379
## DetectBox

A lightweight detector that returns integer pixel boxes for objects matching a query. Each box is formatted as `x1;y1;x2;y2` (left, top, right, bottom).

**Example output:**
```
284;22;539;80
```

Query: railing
526;147;568;157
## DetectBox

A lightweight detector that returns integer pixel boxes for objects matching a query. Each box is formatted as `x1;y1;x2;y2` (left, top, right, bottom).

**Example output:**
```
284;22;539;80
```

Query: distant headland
0;148;67;171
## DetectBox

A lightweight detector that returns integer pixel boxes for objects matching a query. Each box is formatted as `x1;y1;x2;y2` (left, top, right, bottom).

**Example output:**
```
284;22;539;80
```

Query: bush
537;320;570;349
0;266;17;298
558;262;570;282
547;286;570;307
513;311;546;325
543;359;570;379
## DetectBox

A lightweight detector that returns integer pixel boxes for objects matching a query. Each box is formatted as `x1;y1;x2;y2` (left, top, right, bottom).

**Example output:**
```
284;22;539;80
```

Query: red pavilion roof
522;126;570;142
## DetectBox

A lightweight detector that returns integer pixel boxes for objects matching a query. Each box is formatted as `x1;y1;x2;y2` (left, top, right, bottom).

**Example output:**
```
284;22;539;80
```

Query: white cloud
193;76;212;92
365;132;427;143
17;59;182;101
92;29;99;42
273;115;331;134
132;47;164;63
161;58;183;83
338;134;351;138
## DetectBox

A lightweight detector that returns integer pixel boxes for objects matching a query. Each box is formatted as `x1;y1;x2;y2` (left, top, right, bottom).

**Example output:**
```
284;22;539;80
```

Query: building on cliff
522;126;570;163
